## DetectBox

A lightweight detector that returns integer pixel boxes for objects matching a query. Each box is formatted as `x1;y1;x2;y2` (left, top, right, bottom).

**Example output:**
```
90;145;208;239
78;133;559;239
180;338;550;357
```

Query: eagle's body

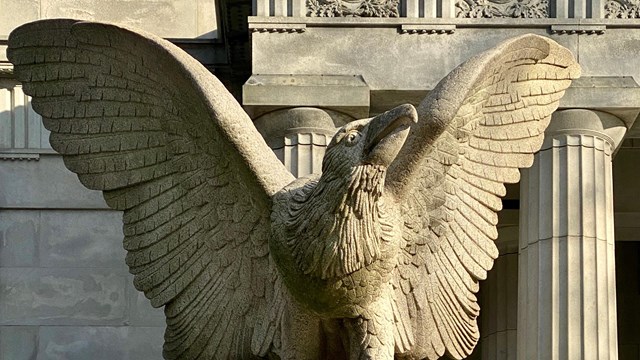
7;19;581;360
271;112;413;323
271;173;401;318
270;173;404;359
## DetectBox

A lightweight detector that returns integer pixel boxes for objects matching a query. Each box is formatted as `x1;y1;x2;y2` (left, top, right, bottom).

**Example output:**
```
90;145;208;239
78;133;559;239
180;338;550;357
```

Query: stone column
481;224;519;360
253;107;350;178
517;109;626;360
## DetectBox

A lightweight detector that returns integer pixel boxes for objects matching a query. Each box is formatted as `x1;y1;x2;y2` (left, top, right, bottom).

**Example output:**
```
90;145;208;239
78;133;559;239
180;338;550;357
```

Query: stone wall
0;1;220;358
0;154;166;359
0;0;217;39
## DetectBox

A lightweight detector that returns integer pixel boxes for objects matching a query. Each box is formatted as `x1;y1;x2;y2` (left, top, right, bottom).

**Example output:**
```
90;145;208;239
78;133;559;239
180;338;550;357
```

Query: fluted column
253;107;350;178
517;109;626;360
481;224;519;360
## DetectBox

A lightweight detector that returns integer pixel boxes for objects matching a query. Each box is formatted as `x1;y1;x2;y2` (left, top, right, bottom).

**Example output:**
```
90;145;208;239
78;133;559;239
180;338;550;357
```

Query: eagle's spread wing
8;19;294;359
386;35;580;359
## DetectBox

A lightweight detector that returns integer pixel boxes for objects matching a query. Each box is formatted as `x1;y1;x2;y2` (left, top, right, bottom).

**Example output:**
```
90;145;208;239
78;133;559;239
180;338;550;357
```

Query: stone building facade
2;0;640;359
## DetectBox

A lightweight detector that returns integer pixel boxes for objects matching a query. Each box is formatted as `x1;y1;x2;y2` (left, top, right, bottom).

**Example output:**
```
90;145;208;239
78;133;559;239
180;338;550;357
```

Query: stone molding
399;24;456;33
250;23;307;33
550;24;606;33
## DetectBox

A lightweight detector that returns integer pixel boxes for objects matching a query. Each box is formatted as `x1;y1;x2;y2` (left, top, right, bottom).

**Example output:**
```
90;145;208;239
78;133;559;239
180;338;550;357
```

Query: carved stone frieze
605;0;640;18
307;0;399;17
456;0;549;18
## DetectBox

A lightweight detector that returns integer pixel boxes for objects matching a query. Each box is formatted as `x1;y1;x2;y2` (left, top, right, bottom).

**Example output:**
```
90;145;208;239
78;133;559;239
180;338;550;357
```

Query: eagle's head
284;104;418;280
322;104;418;183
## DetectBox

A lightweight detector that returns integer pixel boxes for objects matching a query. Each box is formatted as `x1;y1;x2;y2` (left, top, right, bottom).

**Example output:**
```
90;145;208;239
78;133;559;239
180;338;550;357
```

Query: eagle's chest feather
269;170;402;316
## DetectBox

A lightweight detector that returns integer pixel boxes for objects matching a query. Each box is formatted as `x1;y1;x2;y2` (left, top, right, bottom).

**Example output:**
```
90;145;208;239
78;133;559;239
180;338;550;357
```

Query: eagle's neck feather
285;164;393;279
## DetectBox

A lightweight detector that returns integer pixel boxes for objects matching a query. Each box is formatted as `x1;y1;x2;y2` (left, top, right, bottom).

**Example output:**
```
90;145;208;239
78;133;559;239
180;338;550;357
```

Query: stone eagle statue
7;19;580;360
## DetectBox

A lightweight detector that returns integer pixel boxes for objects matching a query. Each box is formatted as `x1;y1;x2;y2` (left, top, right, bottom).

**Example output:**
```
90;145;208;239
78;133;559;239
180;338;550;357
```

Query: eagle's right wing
386;35;580;359
8;19;294;359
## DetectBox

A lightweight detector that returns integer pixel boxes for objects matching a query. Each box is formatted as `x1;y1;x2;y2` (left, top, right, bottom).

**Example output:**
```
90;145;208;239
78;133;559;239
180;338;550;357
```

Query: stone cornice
249;16;640;35
249;15;640;27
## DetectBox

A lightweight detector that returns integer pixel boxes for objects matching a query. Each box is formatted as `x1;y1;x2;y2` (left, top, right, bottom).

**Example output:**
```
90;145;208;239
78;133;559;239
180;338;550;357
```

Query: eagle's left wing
385;35;580;359
8;19;294;359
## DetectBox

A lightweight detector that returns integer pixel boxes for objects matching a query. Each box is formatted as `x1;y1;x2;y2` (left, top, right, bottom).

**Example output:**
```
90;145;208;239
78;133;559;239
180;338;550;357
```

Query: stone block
126;326;165;360
38;0;216;39
0;0;39;38
0;326;37;360
0;268;127;326
0;210;38;267
39;210;126;268
579;29;640;90
38;326;128;360
251;27;578;91
0;45;7;63
37;326;164;360
0;155;109;209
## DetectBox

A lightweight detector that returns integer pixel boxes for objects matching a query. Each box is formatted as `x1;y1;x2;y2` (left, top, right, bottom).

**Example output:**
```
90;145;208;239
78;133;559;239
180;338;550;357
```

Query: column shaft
282;132;331;177
518;110;621;360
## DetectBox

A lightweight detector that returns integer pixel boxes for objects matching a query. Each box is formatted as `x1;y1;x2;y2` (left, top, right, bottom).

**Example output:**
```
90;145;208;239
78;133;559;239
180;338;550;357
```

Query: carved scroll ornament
307;0;399;17
605;0;640;18
456;0;549;18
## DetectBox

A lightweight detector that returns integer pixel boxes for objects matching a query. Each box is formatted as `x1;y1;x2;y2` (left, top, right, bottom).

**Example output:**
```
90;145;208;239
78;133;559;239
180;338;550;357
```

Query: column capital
252;107;353;177
543;109;627;151
253;107;350;149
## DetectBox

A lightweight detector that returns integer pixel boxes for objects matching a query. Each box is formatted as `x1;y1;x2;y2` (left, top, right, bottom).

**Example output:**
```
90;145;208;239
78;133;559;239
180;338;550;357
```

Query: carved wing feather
8;19;294;359
388;35;580;359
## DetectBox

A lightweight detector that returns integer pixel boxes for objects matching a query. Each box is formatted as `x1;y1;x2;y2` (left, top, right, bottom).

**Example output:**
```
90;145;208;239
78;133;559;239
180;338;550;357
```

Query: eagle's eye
344;130;362;146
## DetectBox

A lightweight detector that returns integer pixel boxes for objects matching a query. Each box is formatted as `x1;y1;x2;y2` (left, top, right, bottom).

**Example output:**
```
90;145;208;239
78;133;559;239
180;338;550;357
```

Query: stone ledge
550;24;606;34
249;15;640;28
559;76;640;133
243;74;370;119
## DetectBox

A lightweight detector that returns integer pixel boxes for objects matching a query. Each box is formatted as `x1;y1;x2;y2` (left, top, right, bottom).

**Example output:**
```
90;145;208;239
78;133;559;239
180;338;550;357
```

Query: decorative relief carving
307;0;399;17
456;0;549;18
605;0;640;18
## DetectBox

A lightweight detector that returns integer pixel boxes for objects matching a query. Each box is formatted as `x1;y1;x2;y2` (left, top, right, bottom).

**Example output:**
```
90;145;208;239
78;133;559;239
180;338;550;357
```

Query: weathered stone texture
0;326;38;360
39;211;125;268
37;326;163;360
127;277;166;327
0;211;38;267
0;0;217;39
0;268;127;326
0;195;164;356
251;27;578;91
0;156;108;209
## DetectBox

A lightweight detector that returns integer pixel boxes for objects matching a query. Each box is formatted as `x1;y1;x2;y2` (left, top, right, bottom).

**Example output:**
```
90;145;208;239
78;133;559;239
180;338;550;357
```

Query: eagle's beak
363;104;417;167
